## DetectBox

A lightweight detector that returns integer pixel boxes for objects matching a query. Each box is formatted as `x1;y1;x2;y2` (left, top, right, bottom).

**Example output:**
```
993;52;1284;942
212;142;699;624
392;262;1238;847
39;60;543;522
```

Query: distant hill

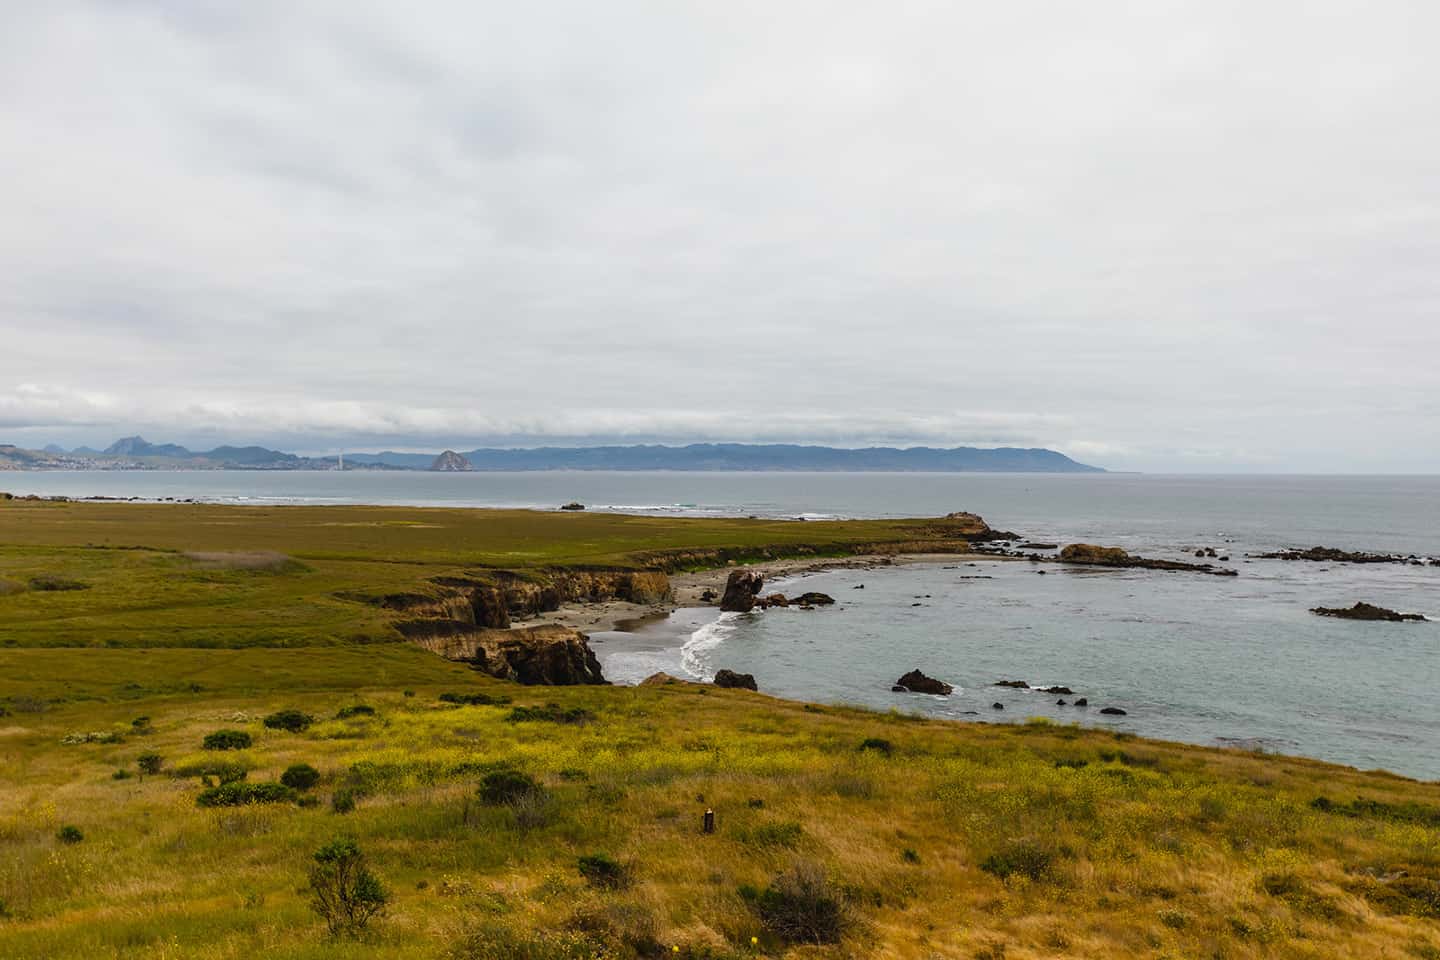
105;436;194;458
2;436;327;471
357;443;1103;473
4;439;1103;473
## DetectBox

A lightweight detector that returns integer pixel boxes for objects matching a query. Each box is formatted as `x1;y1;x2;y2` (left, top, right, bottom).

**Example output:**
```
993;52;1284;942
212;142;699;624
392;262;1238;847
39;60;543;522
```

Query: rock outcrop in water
713;669;758;690
1311;602;1428;622
1058;543;1238;576
752;590;836;609
894;670;953;695
720;570;765;612
1258;546;1433;565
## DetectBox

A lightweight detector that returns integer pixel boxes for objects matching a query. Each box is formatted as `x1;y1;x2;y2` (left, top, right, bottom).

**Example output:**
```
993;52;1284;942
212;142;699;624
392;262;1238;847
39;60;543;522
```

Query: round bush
202;729;252;751
56;825;84;844
478;769;541;806
335;704;375;720
281;763;321;791
196;781;297;808
262;710;314;733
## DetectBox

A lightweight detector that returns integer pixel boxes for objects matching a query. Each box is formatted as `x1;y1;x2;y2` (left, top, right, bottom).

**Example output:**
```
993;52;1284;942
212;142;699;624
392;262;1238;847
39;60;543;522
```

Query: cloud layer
3;2;1438;470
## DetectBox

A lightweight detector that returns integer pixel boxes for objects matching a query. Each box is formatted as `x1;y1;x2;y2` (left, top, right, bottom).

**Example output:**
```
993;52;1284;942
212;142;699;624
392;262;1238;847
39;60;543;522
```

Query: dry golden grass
1;673;1438;959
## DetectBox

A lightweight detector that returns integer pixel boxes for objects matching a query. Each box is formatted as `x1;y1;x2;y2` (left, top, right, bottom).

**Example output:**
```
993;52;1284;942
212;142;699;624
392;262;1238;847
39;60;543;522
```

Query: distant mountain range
1;436;1103;473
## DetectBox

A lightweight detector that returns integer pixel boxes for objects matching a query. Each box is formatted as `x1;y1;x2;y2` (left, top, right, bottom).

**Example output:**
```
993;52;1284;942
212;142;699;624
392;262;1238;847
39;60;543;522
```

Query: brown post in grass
703;808;715;834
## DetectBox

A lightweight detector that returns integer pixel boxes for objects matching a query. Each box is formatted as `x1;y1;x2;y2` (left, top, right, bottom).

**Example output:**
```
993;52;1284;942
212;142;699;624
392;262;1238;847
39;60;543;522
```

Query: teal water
7;470;1439;778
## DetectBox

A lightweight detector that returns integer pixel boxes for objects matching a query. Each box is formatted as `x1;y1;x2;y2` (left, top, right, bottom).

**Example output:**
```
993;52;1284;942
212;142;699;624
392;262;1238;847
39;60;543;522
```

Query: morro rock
720;570;765;612
895;669;953;695
429;450;473;472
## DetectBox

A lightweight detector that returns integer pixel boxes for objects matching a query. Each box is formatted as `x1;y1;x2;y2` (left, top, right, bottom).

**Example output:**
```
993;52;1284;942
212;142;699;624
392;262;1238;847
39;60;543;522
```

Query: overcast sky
2;2;1437;471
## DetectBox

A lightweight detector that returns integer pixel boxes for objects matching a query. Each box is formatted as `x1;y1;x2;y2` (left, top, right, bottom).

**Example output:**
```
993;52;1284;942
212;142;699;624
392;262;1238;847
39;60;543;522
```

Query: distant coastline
1;437;1104;473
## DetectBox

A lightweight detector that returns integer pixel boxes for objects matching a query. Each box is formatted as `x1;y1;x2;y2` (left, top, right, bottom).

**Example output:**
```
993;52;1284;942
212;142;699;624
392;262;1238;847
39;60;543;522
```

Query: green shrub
111;768;133;780
137;752;164;777
478;769;543;806
439;692;510;706
858;738;893;755
335;704;376;719
506;703;593;725
281;763;322;791
332;787;360;814
743;861;850;944
980;840;1054;882
28;575;89;592
263;709;314;733
308;837;388;936
173;758;248;783
56;825;84;844
202;729;252;751
576;853;631;889
130;716;153;733
196;781;297;807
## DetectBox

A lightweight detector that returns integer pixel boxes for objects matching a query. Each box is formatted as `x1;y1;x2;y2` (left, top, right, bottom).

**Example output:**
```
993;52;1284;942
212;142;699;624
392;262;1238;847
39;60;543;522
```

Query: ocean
5;470;1438;778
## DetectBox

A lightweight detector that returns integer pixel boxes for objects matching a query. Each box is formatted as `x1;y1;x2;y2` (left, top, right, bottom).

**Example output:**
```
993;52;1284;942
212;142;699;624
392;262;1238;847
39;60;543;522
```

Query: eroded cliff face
346;567;672;684
419;569;673;626
397;621;605;684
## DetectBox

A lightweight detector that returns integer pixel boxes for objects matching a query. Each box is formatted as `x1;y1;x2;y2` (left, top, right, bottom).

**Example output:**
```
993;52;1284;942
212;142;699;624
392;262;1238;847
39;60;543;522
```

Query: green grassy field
0;499;968;648
2;499;1439;959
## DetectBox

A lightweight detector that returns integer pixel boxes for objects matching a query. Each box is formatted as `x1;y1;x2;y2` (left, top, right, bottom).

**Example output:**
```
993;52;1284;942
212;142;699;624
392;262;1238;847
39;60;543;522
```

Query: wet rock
891;685;907;692
699;588;717;603
1257;546;1413;564
1099;707;1128;716
1074;698;1089;707
1060;543;1238;576
793;592;835;606
1310;602;1427;622
719;569;765;612
895;669;953;695
994;680;1030;689
1056;699;1067;706
992;702;1004;710
713;669;758;691
853;584;865;589
1036;685;1073;695
559;502;586;511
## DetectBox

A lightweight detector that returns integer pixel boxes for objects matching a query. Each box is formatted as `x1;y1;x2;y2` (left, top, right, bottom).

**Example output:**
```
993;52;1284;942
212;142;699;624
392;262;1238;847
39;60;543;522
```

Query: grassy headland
1;499;1438;958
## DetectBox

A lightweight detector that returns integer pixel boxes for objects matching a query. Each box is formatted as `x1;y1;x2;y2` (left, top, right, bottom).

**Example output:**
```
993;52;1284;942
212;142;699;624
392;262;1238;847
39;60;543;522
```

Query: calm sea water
6;470;1439;778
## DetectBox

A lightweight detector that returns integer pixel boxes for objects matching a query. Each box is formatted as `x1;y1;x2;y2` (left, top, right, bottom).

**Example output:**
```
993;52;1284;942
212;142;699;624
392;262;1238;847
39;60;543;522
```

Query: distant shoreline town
0;436;1104;473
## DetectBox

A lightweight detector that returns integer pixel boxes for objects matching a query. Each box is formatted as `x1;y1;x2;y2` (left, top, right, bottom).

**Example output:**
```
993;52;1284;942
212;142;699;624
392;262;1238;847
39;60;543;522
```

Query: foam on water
679;612;741;679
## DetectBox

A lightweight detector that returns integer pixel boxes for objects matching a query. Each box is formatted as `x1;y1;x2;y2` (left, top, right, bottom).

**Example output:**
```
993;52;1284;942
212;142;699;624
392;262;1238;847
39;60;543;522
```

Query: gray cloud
3;1;1438;471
